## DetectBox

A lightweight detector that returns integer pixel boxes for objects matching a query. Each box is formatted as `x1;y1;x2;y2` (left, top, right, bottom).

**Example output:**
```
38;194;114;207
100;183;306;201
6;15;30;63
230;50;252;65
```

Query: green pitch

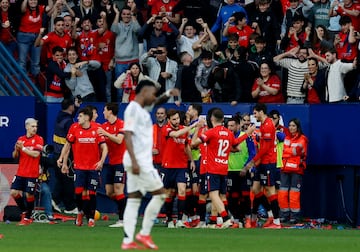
1;218;360;252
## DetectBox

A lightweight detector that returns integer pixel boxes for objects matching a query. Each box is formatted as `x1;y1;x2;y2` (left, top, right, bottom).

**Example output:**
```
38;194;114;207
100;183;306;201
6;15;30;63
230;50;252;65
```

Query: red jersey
101;118;125;165
153;123;166;164
0;11;14;43
336;3;360;31
252;75;284;103
227;25;254;48
42;31;73;59
77;30;101;61
336;31;358;61
151;0;179;32
198;126;208;175
162;124;189;169
67;122;105;170
16;134;44;178
19;5;45;33
306;76;321;104
97;30;115;71
199;125;248;175
253;117;277;164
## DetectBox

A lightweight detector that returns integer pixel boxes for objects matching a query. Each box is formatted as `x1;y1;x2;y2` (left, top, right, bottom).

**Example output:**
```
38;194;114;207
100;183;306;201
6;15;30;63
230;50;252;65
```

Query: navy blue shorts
253;163;277;187
190;160;200;185
105;164;125;184
74;170;100;192
199;174;208;195
274;168;281;190
11;176;38;194
207;173;227;194
160;168;188;189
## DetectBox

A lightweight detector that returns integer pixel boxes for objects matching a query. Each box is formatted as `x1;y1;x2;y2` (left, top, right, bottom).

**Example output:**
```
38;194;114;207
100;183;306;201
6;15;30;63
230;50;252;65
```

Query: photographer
50;98;80;214
140;45;178;102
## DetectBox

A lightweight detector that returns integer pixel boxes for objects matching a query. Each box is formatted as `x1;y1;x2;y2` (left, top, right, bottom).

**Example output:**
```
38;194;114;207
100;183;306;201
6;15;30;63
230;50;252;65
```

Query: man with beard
273;46;327;104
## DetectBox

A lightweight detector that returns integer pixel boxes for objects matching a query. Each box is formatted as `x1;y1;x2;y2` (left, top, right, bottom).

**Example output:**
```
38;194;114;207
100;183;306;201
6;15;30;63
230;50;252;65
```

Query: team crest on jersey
92;131;96;135
32;139;35;144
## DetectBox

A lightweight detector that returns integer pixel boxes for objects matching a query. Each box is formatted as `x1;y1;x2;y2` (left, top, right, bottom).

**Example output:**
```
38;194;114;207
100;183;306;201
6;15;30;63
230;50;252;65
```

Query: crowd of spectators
1;0;359;103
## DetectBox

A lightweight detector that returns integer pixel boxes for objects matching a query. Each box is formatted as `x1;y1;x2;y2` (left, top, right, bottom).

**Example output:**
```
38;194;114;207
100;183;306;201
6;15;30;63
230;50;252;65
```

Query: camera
153;50;164;55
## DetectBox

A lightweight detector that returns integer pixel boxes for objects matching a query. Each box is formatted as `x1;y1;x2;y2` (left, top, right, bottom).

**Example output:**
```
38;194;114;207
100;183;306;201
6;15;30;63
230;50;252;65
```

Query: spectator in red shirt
34;16;73;60
223;11;256;49
252;61;284;103
96;14;115;102
17;0;53;77
0;0;20;56
301;57;326;103
11;118;44;225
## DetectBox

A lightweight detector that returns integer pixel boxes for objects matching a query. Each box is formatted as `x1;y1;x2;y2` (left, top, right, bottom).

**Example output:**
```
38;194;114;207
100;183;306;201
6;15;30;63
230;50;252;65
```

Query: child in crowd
177;18;199;58
194;50;218;103
223;12;255;49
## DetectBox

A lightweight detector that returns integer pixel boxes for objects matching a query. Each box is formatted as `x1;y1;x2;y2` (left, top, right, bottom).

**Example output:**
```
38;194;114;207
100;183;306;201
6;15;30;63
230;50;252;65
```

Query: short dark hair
324;47;337;55
269;109;280;118
135;80;156;94
105;102;119;115
255;36;266;44
78;107;93;121
54;16;64;24
67;46;78;54
200;50;213;60
233;12;246;23
190;104;203;115
52;46;64;55
81;15;92;24
211;108;224;122
253;103;267;114
339;15;352;26
288;118;304;135
167;108;179;119
61;98;74;110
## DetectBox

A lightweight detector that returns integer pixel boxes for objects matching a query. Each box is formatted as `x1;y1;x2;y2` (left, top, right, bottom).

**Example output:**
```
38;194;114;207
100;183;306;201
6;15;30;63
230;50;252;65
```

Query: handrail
0;42;45;102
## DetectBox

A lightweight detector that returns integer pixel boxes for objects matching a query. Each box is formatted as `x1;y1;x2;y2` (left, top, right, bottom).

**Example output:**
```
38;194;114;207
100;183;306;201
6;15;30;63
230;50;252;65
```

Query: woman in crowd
251;61;284;103
301;57;326;103
72;0;99;28
114;62;159;103
278;118;308;224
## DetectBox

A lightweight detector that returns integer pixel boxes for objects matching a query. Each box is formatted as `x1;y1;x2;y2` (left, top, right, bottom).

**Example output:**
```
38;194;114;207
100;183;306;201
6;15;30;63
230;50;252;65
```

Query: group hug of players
156;103;307;229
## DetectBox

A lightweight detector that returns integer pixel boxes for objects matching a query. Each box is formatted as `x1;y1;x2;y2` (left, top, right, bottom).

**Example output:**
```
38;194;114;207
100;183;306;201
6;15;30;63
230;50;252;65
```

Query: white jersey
123;101;154;171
